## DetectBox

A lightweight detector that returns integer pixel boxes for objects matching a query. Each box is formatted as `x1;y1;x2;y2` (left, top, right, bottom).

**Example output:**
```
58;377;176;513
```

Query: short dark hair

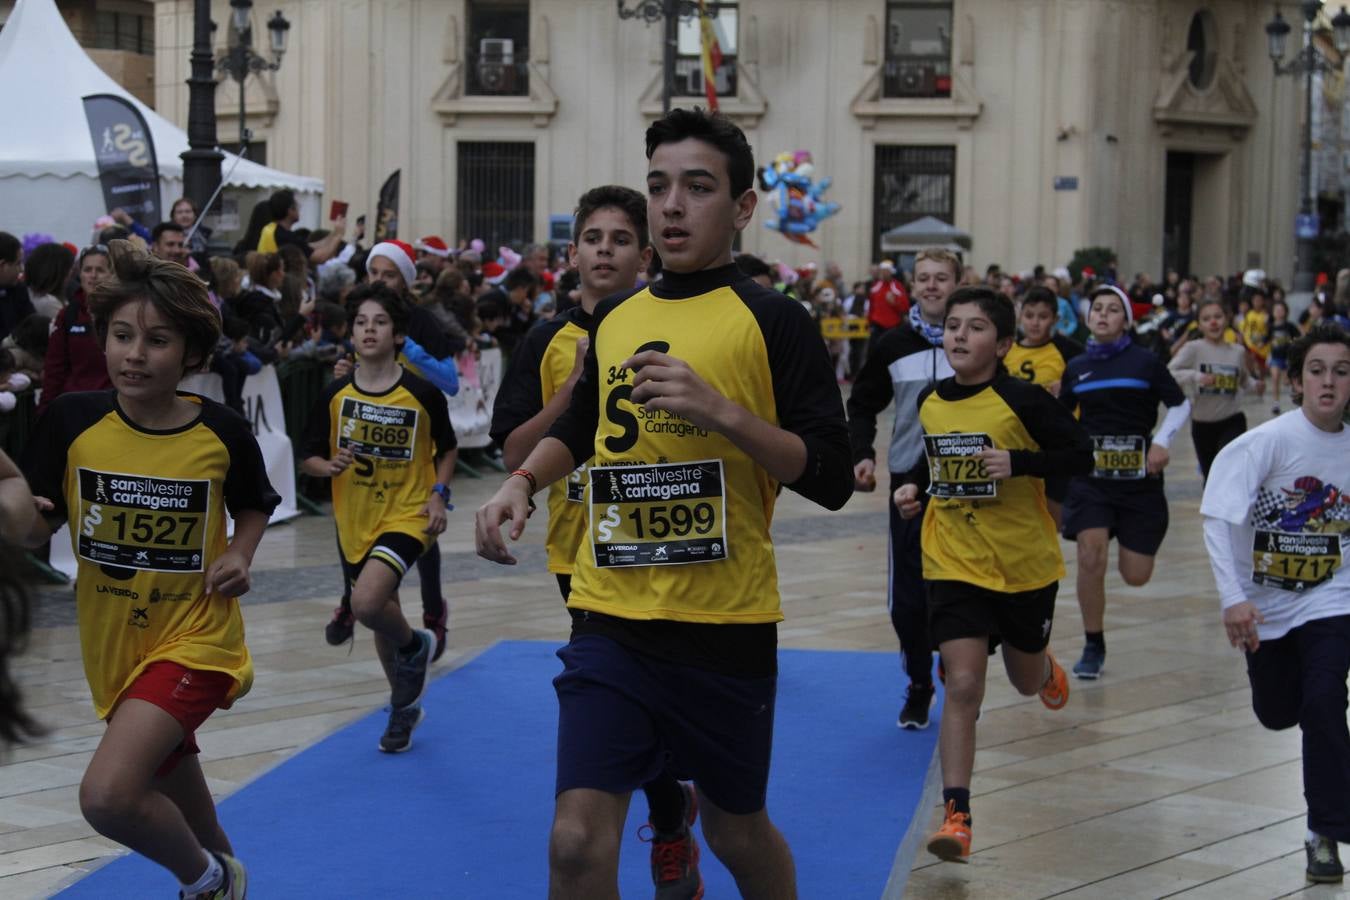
734;253;772;282
221;315;250;342
98;224;130;244
151;222;185;244
90;241;221;370
346;282;408;335
10;314;50;358
24;243;75;296
572;185;650;248
503;268;538;293
1020;285;1058;313
1288;323;1350;406
316;301;347;330
0;232;18;265
946;285;1016;340
645;107;755;198
268;189;297;221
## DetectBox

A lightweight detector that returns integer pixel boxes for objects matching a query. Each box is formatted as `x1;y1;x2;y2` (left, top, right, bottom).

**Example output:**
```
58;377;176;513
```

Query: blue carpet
58;641;940;898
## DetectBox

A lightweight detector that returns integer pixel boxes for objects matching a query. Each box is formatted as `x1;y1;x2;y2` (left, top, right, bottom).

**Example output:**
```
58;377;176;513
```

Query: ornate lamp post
1265;1;1350;291
615;1;714;114
216;0;291;151
182;0;224;215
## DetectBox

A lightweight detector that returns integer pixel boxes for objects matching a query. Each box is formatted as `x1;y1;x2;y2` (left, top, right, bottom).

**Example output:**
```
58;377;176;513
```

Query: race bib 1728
589;460;727;568
923;432;996;499
76;468;209;572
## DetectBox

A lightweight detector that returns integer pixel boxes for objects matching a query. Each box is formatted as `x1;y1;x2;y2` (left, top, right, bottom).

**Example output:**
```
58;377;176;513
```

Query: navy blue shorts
1060;477;1169;556
553;634;777;815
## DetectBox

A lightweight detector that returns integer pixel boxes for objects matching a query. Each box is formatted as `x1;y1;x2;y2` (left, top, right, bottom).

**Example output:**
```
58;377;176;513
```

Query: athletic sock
942;787;972;821
399;634;422;656
643;775;688;834
180;851;222;896
1085;631;1105;650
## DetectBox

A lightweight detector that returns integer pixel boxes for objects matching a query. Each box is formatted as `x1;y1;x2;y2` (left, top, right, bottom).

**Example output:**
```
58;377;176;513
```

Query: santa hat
416;235;451;258
1090;284;1133;324
369;240;417;289
482;261;507;286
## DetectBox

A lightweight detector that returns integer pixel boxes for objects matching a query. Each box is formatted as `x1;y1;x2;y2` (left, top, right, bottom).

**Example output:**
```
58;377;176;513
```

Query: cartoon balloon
758;151;841;248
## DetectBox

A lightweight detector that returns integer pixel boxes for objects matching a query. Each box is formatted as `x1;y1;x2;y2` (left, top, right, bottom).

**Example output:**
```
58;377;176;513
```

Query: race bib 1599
76;468;209;572
589;460;727;568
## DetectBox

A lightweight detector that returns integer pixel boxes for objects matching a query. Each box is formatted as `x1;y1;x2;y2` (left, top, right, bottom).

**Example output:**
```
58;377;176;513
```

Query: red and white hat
369;240;417;289
482;261;507;286
416;235;451;258
1089;284;1133;324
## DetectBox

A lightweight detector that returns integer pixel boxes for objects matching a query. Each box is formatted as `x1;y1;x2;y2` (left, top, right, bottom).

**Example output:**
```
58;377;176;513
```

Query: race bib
337;398;418;460
923;433;996;499
1252;530;1342;592
565;464;588;503
1199;363;1240;396
589;460;727;568
76;468;209;572
1092;435;1147;480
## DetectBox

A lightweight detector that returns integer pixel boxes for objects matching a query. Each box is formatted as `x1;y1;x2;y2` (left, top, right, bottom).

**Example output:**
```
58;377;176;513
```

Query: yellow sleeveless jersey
545;264;853;624
303;369;456;565
22;391;280;718
491;306;592;574
911;375;1093;592
1004;334;1083;388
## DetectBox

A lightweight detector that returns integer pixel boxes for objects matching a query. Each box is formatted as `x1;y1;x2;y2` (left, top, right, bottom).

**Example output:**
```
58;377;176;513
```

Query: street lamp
1265;2;1350;291
615;1;715;114
216;0;291;151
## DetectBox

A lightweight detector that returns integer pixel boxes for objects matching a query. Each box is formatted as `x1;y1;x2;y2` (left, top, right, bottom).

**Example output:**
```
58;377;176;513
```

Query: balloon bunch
757;151;840;248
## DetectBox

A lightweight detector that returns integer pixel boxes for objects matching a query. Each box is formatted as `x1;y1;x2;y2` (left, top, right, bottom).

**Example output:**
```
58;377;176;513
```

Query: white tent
0;0;322;245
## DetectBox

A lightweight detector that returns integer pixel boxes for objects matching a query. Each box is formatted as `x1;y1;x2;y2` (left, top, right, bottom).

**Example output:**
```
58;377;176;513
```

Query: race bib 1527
76;468;209;572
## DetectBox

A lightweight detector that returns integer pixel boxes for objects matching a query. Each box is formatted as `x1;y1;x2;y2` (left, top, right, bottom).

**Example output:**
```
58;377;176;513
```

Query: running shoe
1307;833;1344;883
897;682;936;729
379;703;425;753
324;605;354;646
1072;643;1105;680
390;629;433;709
181;851;247;899
1039;652;1070;710
639;782;704;900
926;799;972;862
424;604;449;663
1271;404;1282;415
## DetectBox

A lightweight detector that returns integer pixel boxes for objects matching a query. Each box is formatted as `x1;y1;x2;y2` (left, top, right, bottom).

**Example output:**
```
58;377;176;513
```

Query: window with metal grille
884;1;952;99
873;145;955;262
457;142;536;248
674;1;738;98
466;0;530;96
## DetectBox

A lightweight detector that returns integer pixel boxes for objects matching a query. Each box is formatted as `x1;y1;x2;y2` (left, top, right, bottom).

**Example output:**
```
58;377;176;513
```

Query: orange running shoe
1039;651;1070;710
926;800;972;862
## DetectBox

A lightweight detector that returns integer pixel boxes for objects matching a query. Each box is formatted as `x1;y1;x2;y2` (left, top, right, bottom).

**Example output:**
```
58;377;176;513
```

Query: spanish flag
698;0;723;111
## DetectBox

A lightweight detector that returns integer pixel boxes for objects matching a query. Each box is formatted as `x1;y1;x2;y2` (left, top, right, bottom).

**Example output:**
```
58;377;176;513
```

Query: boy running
476;108;852;899
489;185;700;896
893;285;1091;862
21;241;280;899
301;282;457;753
1201;324;1350;884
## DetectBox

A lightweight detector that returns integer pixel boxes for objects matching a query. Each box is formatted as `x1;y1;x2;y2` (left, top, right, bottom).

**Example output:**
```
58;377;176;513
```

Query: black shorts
928;580;1059;653
340;531;429;589
1044;474;1070;504
553;633;777;815
1060;477;1169;556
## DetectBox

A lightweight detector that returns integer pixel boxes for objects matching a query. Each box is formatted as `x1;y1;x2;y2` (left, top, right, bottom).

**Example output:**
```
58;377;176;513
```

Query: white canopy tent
0;0;322;246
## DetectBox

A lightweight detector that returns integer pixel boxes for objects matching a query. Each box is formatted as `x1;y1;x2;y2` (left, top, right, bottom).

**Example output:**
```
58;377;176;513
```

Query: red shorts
117;661;235;777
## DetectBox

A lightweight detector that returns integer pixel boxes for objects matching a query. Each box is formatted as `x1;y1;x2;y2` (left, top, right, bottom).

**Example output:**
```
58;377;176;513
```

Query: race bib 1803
1092;435;1147;480
589;460;727;568
337;398;418;460
76;468;209;572
924;432;996;499
1252;530;1342;592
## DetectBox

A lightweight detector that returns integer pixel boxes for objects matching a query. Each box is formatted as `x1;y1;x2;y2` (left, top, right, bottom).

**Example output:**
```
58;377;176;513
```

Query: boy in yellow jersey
21;241;280;900
490;186;701;894
1004;285;1084;527
301;283;457;754
893;286;1092;863
476;108;852;898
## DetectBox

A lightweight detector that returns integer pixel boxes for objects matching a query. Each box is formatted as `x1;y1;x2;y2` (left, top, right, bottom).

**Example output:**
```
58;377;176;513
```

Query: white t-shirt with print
1201;409;1350;641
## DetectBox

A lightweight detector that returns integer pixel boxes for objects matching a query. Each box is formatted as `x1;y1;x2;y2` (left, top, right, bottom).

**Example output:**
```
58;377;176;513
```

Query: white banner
448;347;501;449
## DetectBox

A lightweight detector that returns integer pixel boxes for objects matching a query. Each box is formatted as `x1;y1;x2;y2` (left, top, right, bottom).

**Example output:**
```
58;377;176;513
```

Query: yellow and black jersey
546;263;852;630
22;390;280;718
302;368;456;565
491;306;593;574
904;374;1093;592
1004;334;1084;389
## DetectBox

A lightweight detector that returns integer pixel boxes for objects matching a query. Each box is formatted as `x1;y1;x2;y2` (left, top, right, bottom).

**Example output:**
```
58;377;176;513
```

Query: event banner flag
375;170;401;240
82;94;161;230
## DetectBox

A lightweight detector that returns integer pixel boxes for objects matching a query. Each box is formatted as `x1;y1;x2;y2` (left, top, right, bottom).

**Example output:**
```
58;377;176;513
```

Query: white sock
1308;828;1327;844
180;851;222;896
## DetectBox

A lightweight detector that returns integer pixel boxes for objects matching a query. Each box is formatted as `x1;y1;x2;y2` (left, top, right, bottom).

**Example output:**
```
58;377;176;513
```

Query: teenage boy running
476;108;852;899
301;283;457;753
893;286;1091;862
847;248;959;728
489;185;700;895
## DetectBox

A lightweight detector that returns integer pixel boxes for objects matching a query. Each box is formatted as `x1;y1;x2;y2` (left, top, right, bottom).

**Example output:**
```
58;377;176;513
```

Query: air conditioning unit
893;63;936;96
480;38;514;64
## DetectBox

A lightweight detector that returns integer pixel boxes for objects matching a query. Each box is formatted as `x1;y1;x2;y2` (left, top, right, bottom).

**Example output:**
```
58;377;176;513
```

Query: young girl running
1169;298;1251;480
894;286;1092;862
1201;324;1350;884
20;240;280;899
1268;299;1301;413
